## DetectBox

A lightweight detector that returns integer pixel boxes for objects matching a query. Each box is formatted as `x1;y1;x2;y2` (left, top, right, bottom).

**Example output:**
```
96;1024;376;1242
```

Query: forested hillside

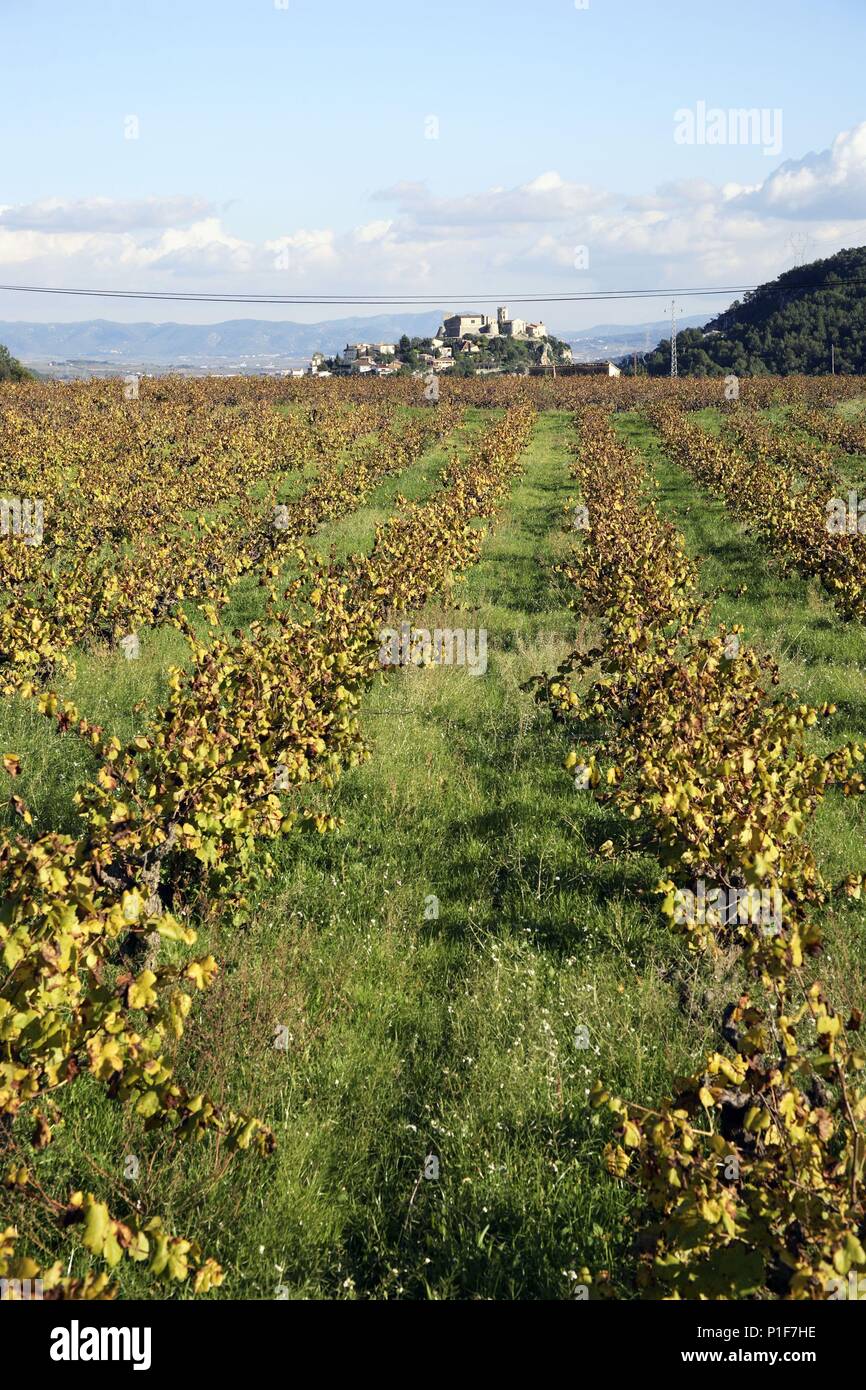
644;246;866;375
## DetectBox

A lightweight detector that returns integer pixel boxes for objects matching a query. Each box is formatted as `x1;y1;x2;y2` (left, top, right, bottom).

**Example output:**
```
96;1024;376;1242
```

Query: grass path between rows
37;409;709;1300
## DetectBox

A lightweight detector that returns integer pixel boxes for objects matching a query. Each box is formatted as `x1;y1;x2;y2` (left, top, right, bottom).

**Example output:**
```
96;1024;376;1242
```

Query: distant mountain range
0;310;710;370
0;314;443;364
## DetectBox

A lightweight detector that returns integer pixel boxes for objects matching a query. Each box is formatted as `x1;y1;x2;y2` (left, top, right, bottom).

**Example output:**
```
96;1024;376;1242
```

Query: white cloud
0;196;213;232
354;220;393;244
732;122;866;218
372;171;613;227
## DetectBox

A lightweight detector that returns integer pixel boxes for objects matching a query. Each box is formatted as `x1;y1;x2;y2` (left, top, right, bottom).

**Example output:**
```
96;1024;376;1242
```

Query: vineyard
3;370;866;1301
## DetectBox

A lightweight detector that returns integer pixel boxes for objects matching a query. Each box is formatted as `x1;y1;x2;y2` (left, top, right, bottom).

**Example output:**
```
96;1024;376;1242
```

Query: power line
0;281;755;306
0;278;853;308
0;273;862;311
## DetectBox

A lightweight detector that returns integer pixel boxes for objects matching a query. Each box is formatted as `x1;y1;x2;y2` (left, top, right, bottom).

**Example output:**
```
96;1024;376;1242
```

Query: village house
569;360;621;376
343;341;396;360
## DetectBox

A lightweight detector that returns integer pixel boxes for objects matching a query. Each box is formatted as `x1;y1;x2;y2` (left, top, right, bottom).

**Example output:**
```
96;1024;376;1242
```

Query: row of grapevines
649;402;866;622
533;407;866;1299
721;410;841;490
790;402;866;456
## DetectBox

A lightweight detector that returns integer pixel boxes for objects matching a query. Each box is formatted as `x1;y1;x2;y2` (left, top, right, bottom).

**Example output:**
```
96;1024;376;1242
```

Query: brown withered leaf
32;1113;53;1150
813;1108;834;1143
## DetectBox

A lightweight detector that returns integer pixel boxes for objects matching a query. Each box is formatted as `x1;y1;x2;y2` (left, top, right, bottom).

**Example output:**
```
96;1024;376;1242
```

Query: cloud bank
2;123;866;325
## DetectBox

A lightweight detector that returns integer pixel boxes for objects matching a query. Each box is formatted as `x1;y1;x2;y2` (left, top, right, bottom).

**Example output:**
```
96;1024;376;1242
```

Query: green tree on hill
0;343;30;381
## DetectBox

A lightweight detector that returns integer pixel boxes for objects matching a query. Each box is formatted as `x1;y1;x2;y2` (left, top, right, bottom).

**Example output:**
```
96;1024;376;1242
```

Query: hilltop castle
436;305;547;342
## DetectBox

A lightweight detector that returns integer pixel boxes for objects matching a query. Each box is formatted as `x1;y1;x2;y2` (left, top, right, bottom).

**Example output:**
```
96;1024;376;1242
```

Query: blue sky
2;0;866;330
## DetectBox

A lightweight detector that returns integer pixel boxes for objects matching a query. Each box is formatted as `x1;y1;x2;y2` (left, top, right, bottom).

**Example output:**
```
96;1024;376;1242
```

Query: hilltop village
313;306;575;377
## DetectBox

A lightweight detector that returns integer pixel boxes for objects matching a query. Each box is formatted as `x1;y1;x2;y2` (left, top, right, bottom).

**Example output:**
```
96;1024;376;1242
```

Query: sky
2;0;866;332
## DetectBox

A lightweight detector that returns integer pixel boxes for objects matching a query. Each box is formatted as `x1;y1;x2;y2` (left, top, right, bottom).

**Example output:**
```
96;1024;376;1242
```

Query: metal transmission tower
670;298;678;378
